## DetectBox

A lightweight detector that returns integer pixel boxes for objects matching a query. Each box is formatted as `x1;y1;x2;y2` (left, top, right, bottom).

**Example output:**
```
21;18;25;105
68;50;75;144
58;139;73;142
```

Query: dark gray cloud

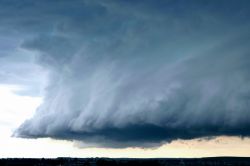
1;0;249;147
0;36;46;96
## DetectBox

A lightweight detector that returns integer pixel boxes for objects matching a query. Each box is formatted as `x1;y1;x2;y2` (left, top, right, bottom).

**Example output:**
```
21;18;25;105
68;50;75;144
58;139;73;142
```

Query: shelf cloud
4;0;250;147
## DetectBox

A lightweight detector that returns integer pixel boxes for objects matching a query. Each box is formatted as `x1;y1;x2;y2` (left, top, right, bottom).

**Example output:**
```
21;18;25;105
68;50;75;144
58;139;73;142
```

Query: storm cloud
2;0;250;147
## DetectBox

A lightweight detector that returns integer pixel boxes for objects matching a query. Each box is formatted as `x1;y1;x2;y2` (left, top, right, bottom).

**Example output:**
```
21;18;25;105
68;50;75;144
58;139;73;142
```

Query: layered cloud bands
8;0;250;147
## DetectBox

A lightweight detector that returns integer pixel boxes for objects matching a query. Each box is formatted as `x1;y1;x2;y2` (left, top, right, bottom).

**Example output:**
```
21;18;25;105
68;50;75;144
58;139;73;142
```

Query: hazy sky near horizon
1;0;250;157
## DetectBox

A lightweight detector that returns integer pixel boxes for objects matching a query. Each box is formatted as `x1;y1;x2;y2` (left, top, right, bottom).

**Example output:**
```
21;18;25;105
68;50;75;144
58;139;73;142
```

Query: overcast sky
0;0;250;157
